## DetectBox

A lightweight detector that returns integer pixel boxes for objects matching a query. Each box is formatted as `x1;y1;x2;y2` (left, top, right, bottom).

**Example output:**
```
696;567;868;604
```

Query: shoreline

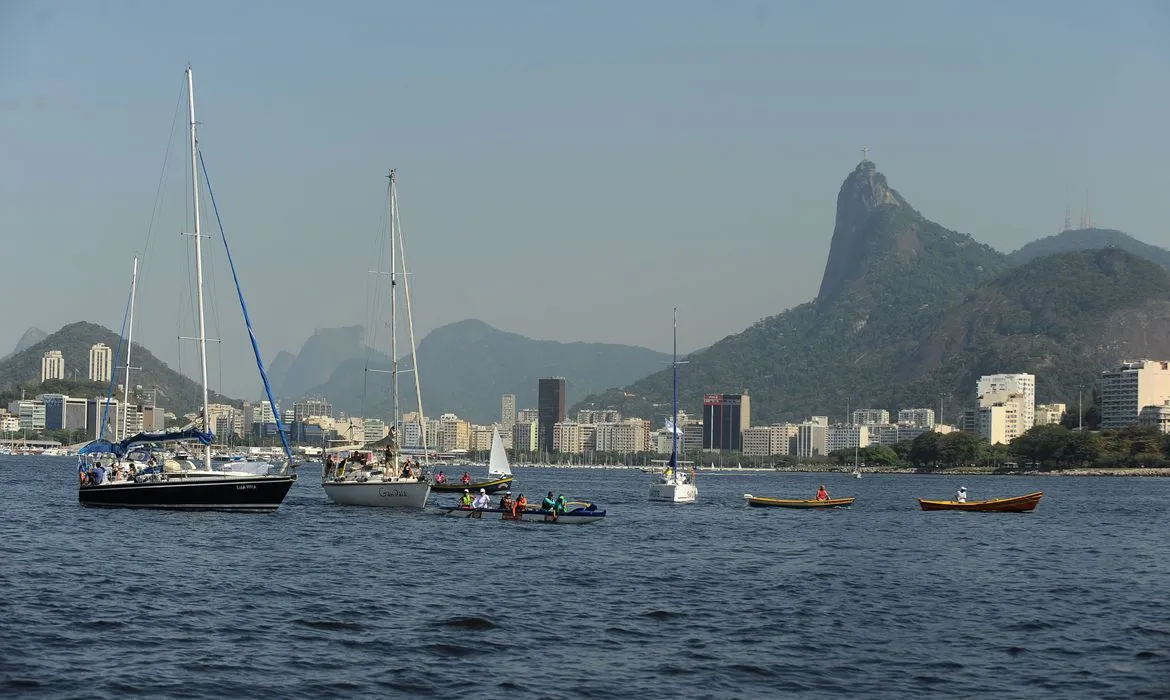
515;464;1170;477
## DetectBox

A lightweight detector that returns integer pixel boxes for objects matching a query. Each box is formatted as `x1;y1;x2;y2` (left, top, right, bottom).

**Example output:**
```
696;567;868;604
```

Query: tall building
88;344;113;383
537;377;567;455
976;373;1035;436
41;350;64;382
501;394;516;427
851;409;889;426
1101;360;1170;429
513;420;538;453
702;393;751;451
7;400;46;431
553;421;585;454
897;408;936;429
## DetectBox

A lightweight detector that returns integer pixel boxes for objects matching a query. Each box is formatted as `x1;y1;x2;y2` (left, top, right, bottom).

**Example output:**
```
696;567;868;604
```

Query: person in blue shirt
94;463;107;485
540;491;556;512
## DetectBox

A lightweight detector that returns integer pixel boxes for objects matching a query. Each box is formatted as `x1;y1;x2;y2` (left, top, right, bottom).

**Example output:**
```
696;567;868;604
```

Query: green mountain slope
1011;228;1170;269
576;162;1166;424
0;322;237;414
306;319;671;424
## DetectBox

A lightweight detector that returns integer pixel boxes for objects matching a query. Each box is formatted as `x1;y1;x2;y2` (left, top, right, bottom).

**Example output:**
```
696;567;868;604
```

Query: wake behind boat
77;67;296;512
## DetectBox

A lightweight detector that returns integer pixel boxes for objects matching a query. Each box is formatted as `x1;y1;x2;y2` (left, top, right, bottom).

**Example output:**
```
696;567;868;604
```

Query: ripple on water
3;459;1169;699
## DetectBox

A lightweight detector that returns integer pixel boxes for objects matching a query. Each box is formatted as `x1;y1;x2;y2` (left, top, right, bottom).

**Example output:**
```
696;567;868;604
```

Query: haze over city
2;0;1169;397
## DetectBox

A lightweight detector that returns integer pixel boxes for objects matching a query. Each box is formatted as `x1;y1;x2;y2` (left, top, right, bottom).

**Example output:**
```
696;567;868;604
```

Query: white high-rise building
501;394;516;427
1101;361;1170;429
41;350;64;382
851;409;889;426
976;373;1036;439
897;408;936;429
88;343;113;383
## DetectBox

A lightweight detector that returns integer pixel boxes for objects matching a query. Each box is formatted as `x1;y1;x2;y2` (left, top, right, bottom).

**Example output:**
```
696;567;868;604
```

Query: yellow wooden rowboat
918;491;1042;512
743;493;855;508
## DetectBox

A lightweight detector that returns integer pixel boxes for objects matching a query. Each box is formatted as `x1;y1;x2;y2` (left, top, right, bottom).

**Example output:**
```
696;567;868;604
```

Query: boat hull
323;479;431;508
431;477;513;494
744;494;855;509
648;481;697;503
439;505;605;524
78;474;295;512
918;491;1043;512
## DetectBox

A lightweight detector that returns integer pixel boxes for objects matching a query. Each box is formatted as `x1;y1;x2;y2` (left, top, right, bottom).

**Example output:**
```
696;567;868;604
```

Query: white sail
487;428;512;477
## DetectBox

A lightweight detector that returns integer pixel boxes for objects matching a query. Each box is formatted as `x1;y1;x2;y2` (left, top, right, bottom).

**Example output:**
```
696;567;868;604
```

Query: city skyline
3;2;1169;396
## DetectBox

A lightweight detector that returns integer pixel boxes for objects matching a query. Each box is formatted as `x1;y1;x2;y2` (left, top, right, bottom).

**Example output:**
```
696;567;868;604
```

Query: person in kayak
540;491;556;512
499;491;514;516
472;488;492;510
459;489;473;507
816;485;830;501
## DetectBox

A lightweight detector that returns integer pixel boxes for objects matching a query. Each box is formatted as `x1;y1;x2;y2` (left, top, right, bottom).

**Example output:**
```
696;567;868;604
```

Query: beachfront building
1100;360;1170;429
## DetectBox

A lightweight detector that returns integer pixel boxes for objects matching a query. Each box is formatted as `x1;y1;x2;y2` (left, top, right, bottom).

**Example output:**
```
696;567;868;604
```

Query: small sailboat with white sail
321;169;431;509
649;308;697;504
431;427;514;494
77;67;296;511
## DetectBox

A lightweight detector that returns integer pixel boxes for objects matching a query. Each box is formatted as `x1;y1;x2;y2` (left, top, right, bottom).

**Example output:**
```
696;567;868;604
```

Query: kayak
918;491;1043;512
743;494;855;508
431;476;513;494
439;503;605;524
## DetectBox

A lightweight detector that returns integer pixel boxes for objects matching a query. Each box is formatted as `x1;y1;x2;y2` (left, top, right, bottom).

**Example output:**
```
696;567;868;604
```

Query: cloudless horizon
3;1;1168;398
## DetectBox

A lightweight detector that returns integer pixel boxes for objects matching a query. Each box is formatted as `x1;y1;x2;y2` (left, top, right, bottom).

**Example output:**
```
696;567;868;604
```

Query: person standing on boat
955;486;967;503
459;489;473;507
816;484;830;501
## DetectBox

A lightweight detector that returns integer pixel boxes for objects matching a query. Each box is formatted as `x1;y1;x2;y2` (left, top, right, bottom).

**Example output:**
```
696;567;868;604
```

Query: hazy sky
2;1;1168;397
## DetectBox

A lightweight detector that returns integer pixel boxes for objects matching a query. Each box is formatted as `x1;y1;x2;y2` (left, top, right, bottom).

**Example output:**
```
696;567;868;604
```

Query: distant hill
265;350;296;396
276;326;368;400
1011;228;1170;269
305;319;671;423
0;321;238;414
575;161;1170;423
2;327;48;361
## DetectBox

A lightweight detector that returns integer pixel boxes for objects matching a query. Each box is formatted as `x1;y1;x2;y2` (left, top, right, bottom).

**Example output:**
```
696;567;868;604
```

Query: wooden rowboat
431;476;513;494
743;493;855;509
917;491;1043;512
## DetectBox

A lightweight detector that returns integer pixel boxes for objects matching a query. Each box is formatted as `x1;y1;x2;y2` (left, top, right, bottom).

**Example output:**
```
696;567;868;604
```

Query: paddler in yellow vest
459;489;473;507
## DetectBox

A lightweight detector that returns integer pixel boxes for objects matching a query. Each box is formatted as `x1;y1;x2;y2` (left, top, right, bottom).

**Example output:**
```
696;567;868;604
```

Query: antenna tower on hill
1063;204;1071;233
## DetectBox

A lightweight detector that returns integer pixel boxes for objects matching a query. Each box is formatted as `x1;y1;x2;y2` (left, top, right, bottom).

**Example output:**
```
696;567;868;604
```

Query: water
2;456;1167;699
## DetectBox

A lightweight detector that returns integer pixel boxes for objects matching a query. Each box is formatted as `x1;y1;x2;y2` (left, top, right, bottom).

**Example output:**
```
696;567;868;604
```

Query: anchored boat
918;491;1043;512
744;494;856;509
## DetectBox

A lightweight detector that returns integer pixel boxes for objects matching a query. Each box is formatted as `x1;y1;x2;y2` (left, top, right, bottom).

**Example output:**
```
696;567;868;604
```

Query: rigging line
199;150;293;465
360;175;394;420
99;278;135;443
137;82;186;292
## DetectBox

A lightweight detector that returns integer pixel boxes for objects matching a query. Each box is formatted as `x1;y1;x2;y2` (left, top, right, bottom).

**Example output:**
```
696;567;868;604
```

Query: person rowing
471;488;491;519
955;486;967;503
459;489;473;507
816;484;830;501
512;493;528;520
541;491;557;522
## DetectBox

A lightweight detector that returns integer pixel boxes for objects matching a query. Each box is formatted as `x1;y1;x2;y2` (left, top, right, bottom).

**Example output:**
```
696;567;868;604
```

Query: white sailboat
487;428;513;478
649;308;698;504
322;169;431;509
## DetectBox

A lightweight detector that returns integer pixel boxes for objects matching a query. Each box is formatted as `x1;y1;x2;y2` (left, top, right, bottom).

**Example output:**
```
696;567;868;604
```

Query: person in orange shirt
513;493;528;520
816;485;830;501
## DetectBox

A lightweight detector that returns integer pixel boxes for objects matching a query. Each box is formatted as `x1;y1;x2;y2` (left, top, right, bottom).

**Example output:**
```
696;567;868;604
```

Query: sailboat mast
187;67;212;471
672;307;678;462
388;169;399;433
121;255;139;441
395;174;429;466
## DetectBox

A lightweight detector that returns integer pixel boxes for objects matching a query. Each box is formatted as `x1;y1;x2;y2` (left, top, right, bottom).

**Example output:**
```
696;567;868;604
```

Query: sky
2;0;1169;398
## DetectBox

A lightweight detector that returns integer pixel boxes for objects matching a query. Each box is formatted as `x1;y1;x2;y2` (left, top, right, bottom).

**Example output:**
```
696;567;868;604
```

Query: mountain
575;160;1146;423
276;326;368;400
305;319;671;423
2;327;48;361
1011;228;1170;269
903;248;1170;408
0;321;238;414
266;350;296;396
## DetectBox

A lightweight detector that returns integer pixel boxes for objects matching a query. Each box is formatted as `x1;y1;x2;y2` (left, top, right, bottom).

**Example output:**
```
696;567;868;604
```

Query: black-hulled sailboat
77;67;295;512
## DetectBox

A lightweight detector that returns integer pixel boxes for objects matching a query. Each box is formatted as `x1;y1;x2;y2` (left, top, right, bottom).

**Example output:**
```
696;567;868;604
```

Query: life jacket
541;497;555;510
514;497;528;516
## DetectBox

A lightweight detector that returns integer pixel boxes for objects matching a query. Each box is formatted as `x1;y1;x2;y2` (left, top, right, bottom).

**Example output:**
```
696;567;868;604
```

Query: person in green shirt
459;489;473;507
554;494;567;515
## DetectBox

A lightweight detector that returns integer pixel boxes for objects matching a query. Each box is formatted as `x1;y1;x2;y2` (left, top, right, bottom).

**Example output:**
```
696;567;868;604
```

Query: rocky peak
816;160;912;304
